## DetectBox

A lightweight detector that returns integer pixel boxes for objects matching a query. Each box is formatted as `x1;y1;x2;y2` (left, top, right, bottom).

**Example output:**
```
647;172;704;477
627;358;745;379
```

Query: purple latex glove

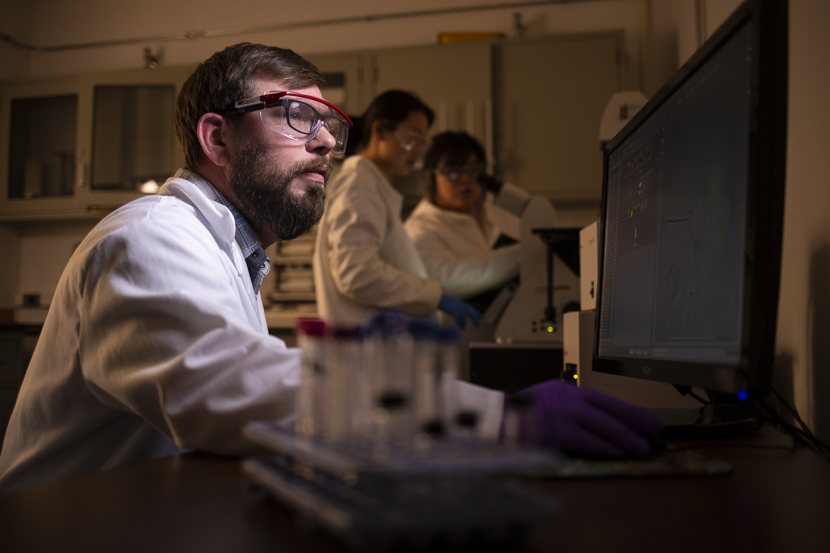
504;380;664;459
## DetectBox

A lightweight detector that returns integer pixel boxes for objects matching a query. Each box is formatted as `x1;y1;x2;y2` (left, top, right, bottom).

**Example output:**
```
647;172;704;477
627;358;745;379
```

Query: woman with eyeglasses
313;90;481;328
404;131;521;305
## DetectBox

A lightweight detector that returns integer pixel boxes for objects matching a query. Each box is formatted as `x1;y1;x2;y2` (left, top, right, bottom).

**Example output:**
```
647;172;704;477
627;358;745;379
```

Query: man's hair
175;43;326;169
423;131;486;203
355;89;435;151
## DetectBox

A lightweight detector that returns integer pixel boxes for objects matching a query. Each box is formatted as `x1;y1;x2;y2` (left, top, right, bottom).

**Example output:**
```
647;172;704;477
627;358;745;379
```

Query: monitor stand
652;393;763;440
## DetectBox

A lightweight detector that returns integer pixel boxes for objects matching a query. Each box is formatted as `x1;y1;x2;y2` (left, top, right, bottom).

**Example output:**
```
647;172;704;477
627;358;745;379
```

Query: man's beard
228;138;327;241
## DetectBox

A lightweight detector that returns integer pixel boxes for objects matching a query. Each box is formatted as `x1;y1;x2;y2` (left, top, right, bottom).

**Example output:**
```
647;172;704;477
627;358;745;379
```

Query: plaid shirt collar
173;168;271;295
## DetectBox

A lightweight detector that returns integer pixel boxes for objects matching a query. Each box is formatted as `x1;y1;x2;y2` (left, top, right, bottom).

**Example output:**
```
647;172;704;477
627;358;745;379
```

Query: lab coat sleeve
409;222;521;299
78;210;299;456
325;181;442;314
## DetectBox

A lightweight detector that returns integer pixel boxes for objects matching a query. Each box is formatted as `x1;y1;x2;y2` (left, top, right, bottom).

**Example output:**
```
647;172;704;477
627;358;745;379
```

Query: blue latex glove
438;294;483;329
504;380;663;459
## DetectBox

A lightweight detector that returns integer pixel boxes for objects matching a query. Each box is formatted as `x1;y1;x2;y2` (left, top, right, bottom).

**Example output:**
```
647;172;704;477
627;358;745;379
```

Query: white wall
776;0;830;442
10;0;646;91
0;0;31;81
643;0;686;96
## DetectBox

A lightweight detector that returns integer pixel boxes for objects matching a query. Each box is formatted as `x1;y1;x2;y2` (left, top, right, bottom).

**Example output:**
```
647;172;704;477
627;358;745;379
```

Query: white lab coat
0;176;301;492
313;155;442;324
0;171;504;492
404;197;521;299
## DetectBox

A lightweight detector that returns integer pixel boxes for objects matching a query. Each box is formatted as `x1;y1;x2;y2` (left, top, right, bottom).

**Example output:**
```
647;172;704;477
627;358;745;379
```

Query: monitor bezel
592;0;788;396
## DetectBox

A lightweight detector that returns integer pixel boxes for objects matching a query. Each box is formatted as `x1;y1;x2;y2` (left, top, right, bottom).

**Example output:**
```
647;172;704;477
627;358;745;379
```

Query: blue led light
737;390;749;401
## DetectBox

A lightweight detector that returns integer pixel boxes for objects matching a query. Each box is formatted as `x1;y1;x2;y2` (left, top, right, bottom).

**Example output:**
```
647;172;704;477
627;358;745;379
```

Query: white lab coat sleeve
421;241;520;299
325;181;442;314
78;211;299;456
408;219;521;299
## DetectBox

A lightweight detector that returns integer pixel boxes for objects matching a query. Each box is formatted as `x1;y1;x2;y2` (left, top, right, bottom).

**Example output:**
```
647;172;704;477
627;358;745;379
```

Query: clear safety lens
259;96;349;156
397;130;429;153
435;163;485;181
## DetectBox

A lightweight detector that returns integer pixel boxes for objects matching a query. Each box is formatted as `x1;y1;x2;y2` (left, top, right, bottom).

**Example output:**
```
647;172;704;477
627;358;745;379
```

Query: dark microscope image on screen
654;23;751;355
601;22;752;364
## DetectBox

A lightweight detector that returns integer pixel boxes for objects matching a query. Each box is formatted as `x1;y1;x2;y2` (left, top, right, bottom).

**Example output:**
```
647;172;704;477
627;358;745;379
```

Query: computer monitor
592;0;788;399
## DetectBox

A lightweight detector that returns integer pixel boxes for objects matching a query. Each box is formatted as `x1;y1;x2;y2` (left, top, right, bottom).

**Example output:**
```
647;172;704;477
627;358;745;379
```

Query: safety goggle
434;163;486;181
219;91;353;156
396;129;429;153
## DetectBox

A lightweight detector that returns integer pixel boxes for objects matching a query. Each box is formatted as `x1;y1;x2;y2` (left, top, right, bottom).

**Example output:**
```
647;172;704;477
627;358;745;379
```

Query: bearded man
0;43;349;491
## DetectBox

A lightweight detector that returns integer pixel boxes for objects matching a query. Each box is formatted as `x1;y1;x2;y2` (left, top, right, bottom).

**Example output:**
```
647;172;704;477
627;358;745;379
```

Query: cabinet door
373;41;492;146
74;66;192;209
0;78;87;217
372;41;493;216
304;52;369;117
495;33;622;201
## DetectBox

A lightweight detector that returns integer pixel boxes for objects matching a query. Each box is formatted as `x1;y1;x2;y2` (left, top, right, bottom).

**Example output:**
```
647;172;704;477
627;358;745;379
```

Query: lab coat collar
169;169;270;295
158;174;236;250
158;172;267;330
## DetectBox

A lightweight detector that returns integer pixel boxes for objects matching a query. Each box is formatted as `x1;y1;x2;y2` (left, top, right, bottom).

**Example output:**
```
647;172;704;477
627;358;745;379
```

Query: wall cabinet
373;41;493;216
75;67;191;209
495;32;622;201
373;41;492;146
0;78;81;218
305;51;370;118
0;66;191;220
311;34;622;210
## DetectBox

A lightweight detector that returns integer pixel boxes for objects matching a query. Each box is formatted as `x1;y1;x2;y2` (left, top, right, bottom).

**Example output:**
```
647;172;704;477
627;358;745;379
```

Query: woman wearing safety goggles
404;131;521;309
312;91;482;330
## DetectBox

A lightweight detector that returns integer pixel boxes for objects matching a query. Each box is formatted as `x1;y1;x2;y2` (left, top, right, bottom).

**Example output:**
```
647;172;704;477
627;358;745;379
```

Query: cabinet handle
75;159;87;189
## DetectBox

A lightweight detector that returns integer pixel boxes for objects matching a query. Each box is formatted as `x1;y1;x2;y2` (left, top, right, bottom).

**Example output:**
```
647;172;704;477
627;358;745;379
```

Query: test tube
408;319;440;433
326;325;365;441
295;319;327;437
434;326;461;431
502;394;535;448
366;312;415;447
366;312;402;402
455;410;480;439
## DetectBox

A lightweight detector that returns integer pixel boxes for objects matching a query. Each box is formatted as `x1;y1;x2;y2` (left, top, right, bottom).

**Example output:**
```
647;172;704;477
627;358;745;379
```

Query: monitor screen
593;0;788;396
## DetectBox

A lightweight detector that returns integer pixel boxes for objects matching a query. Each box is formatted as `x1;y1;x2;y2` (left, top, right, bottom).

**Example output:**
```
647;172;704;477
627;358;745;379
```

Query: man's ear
197;112;232;167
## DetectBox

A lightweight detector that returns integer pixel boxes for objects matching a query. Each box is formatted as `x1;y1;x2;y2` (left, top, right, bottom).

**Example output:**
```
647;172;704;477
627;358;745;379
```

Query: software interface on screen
598;21;753;365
